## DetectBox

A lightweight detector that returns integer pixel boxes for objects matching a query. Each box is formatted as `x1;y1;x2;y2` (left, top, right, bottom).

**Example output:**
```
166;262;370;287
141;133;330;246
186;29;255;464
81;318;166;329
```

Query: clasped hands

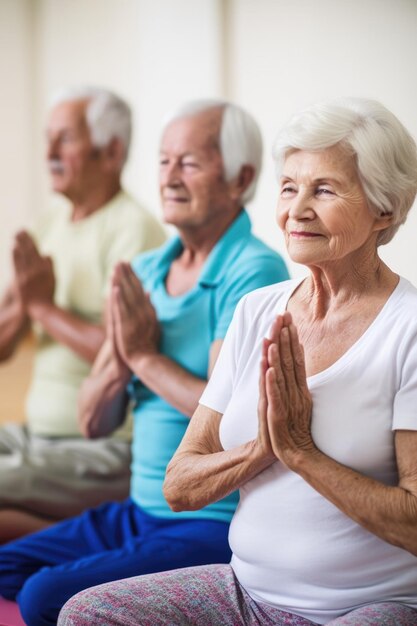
107;262;160;375
256;311;315;469
12;230;55;319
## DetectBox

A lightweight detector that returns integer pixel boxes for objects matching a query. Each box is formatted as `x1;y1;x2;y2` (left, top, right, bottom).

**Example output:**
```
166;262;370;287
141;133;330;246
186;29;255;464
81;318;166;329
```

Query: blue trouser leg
0;499;231;626
0;499;137;599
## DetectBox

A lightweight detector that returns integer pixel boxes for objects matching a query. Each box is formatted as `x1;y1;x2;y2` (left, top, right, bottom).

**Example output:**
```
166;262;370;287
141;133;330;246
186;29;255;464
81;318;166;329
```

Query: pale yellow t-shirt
26;190;166;438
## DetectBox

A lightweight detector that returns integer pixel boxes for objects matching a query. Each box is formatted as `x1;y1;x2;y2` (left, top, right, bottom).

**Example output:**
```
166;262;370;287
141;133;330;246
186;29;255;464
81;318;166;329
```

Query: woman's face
276;145;389;267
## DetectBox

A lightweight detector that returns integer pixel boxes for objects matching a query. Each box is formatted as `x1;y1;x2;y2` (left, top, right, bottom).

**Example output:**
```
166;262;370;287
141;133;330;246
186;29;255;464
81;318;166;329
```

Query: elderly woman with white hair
59;97;417;626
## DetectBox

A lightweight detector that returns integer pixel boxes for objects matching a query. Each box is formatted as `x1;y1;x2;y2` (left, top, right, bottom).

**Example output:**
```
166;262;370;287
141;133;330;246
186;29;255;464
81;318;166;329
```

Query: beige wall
1;0;417;289
0;0;36;288
226;0;417;280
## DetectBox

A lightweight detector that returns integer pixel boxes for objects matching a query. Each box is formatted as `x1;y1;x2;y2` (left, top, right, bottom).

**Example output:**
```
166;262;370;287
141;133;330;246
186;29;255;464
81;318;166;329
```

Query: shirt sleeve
392;333;417;431
214;254;289;339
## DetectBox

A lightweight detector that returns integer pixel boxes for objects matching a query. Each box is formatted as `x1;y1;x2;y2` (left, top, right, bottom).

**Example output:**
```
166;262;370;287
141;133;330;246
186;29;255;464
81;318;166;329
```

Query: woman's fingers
267;312;307;391
261;338;271;381
268;314;284;346
288;323;309;390
256;339;277;460
265;366;286;457
265;366;282;410
278;326;298;401
267;342;285;399
262;312;315;466
265;312;296;403
258;339;269;415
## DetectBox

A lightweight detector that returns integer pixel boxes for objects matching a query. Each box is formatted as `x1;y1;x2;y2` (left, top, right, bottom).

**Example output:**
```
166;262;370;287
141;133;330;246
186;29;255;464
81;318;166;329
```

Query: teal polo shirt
129;210;289;521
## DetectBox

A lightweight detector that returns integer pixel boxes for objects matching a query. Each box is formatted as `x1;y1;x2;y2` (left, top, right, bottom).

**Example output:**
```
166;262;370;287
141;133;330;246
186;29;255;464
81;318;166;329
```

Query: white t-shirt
200;277;417;624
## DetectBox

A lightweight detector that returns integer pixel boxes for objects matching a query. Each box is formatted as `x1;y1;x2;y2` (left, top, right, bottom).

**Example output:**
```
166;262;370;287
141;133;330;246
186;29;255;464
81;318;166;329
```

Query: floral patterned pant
58;563;417;626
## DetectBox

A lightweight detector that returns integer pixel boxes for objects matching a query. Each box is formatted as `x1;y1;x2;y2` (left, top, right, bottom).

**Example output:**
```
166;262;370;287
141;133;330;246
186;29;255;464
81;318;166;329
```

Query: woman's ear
373;211;394;232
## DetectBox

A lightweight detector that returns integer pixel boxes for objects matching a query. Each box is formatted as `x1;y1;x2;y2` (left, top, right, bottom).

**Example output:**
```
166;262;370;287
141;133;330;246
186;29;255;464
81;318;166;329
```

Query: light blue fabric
129;210;289;520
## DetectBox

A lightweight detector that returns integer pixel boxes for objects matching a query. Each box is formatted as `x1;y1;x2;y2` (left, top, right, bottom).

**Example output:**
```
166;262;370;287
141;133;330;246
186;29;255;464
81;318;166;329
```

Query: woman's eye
281;186;296;196
316;187;334;196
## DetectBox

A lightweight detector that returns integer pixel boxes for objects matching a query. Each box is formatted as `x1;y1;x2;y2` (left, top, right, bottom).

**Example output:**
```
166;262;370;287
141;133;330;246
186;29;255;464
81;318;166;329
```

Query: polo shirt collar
199;209;251;287
154;209;251;287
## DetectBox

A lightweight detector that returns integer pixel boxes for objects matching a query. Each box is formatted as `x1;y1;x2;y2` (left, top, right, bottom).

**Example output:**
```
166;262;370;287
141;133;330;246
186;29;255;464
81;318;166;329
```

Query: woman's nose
288;192;315;219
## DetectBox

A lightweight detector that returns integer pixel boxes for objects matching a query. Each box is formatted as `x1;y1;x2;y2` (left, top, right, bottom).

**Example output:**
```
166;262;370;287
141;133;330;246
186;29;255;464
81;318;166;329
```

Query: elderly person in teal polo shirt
0;99;289;626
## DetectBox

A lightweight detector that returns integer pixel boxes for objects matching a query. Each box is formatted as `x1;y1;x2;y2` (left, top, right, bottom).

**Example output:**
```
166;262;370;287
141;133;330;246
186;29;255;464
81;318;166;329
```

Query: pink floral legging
58;564;417;626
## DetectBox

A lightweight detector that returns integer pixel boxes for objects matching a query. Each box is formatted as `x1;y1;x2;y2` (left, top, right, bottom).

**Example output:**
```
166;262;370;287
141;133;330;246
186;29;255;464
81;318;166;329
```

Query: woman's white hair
162;99;263;204
272;97;417;245
50;86;132;164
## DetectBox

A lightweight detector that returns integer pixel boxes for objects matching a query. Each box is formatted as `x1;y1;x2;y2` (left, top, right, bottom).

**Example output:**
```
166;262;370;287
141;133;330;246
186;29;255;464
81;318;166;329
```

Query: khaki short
0;423;131;519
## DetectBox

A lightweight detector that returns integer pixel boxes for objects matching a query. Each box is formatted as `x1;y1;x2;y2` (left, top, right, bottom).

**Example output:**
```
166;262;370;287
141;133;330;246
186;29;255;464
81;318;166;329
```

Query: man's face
46;99;103;200
159;109;235;230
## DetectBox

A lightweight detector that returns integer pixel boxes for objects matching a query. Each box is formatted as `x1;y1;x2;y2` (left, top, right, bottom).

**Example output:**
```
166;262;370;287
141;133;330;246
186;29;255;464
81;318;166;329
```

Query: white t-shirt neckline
280;275;405;387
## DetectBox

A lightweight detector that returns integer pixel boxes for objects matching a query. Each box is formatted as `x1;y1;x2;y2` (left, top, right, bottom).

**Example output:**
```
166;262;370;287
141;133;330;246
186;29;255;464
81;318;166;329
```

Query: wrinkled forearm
29;302;104;363
78;361;130;439
164;437;275;512
290;447;417;556
129;352;207;417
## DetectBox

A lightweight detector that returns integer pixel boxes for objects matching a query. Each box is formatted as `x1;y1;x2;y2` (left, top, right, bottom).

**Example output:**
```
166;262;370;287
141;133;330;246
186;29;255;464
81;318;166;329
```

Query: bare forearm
164;439;274;511
0;299;28;360
292;448;417;555
78;364;130;438
130;353;206;417
29;302;104;363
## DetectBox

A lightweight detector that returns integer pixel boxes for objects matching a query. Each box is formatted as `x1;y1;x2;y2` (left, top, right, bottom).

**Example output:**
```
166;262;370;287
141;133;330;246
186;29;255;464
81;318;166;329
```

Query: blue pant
0;498;231;626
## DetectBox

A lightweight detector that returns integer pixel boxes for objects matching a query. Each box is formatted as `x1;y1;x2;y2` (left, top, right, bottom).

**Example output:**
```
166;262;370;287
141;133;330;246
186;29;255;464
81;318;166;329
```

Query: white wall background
1;0;417;289
0;0;36;288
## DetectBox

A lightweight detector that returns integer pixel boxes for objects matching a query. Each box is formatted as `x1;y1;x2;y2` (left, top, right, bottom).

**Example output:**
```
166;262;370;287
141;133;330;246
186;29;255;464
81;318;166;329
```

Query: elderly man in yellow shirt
0;86;165;542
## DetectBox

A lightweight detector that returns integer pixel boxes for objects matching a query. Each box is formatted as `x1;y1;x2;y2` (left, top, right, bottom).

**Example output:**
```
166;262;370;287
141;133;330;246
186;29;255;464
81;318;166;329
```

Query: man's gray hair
162;99;263;204
51;86;132;164
272;97;417;245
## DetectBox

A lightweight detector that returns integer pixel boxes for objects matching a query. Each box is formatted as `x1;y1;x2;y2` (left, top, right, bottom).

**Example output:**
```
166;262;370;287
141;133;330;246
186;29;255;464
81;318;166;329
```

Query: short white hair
50;86;132;164
162;99;263;204
272;97;417;245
